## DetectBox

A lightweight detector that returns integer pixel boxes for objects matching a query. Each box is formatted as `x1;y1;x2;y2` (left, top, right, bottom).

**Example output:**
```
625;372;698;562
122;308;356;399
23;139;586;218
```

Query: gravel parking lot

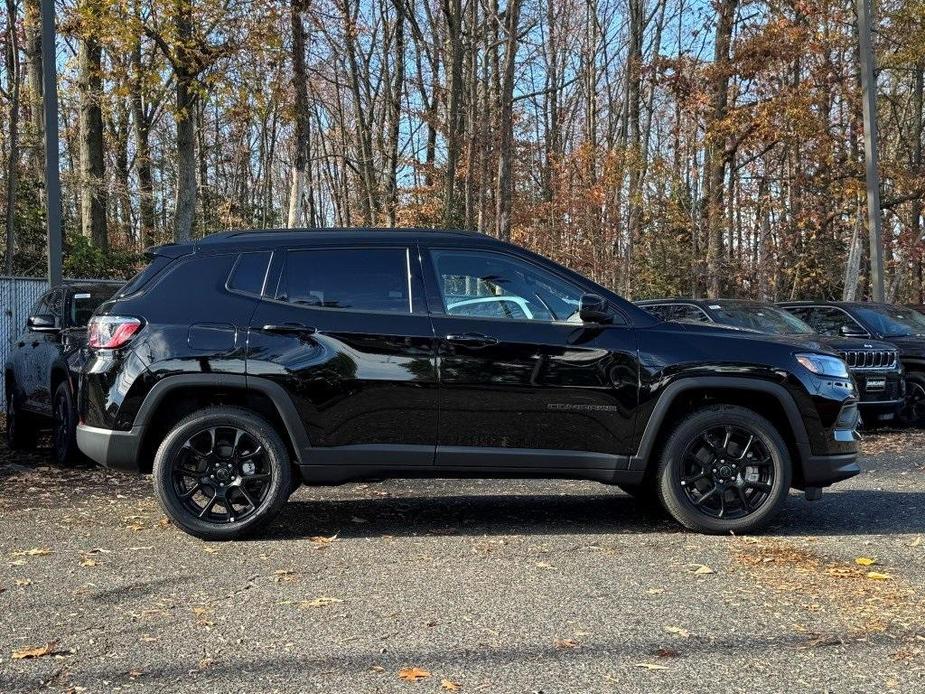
1;419;923;693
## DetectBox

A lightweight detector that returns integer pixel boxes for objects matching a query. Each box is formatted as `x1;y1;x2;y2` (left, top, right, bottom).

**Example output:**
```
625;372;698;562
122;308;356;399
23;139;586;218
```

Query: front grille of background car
838;350;898;370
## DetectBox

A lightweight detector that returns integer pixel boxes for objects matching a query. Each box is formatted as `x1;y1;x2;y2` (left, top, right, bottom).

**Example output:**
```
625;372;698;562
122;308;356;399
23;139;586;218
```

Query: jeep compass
75;229;860;539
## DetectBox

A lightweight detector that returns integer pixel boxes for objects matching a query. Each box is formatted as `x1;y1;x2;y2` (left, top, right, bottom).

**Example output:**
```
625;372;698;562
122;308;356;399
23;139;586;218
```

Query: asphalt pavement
1;422;923;693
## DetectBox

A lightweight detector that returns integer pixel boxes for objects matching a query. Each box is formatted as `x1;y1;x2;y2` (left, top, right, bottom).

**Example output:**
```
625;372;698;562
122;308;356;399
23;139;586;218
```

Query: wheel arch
631;377;812;484
133;374;310;474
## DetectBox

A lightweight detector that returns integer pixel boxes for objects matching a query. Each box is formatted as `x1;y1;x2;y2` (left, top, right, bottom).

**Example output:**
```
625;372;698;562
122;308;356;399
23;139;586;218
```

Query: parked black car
636;299;903;423
4;283;116;464
779;301;925;425
76;229;859;539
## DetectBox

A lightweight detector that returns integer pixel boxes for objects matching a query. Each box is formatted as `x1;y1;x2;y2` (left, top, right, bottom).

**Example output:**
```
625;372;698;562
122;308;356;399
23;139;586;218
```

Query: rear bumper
76;423;142;472
799;452;861;488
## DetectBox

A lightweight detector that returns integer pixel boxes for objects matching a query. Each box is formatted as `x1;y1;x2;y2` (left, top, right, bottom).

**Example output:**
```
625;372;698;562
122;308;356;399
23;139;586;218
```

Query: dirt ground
0;416;923;693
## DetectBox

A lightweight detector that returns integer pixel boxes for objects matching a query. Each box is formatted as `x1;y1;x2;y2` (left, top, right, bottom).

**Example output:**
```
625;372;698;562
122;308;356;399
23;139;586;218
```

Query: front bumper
801;452;861;488
76;423;142;472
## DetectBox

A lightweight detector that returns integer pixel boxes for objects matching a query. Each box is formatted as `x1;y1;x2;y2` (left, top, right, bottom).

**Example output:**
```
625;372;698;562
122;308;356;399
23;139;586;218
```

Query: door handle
261;323;318;335
445;333;499;348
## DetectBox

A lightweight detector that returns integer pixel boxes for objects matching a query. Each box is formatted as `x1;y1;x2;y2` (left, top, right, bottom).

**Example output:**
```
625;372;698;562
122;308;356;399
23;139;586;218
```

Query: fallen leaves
309;534;338;548
273;569;297;582
855;557;877;566
553;638;579;650
11;547;52;557
299;596;343;609
12;641;72;660
440;678;461;690
398;667;431;682
865;571;893;581
663;626;690;638
634;662;670;670
688;564;714;575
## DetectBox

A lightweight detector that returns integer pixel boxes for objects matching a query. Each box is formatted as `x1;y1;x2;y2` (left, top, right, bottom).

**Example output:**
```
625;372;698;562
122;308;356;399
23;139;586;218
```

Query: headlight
796;353;850;378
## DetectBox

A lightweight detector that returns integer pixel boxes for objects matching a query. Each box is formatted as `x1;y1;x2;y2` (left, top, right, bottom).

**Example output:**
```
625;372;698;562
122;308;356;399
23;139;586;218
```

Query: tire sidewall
53;382;79;466
900;375;925;427
658;407;792;534
153;408;292;540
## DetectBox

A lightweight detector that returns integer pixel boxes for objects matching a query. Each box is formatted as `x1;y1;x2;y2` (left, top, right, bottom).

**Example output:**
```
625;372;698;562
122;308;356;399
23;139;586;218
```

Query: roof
195;227;491;249
636;297;768;307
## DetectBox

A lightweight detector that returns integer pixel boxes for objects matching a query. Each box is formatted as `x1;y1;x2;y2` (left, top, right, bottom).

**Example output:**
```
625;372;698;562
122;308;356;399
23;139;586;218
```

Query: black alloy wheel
656;404;791;534
171;426;272;523
52;382;81;465
677;425;774;520
900;377;925;427
153;407;292;540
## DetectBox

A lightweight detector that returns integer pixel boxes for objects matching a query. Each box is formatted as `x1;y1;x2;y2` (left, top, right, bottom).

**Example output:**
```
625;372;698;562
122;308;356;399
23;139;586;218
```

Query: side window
675;304;710;322
48;290;64;319
431;249;584;323
797;307;862;336
227;251;271;296
642;304;672;320
279;248;411;314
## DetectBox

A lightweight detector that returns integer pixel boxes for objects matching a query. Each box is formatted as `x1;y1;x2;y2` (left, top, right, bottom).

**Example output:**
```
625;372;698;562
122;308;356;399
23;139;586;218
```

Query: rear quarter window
227;252;272;296
115;255;173;298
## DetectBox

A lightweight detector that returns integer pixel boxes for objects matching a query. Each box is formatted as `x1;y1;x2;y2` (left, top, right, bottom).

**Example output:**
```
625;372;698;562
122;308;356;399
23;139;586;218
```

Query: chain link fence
1;275;122;410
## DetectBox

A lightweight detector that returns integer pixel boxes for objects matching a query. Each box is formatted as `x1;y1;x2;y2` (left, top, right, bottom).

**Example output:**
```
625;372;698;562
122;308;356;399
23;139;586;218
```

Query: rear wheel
5;391;39;451
153;407;292;540
656;405;791;534
52;382;81;466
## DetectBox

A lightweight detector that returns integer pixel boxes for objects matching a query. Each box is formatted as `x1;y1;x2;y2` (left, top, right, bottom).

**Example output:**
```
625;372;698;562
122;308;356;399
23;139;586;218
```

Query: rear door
422;245;639;470
247;244;438;467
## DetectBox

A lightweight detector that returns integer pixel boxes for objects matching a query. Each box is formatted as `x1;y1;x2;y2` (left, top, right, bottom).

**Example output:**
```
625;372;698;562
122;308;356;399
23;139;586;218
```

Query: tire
52;382;82;466
5;390;39;451
152;406;292;541
655;404;792;534
898;374;925;428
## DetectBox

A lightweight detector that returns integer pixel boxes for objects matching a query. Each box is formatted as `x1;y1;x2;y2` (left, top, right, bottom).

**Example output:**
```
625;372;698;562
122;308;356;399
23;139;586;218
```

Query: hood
655;321;839;354
880;334;925;359
812;335;896;352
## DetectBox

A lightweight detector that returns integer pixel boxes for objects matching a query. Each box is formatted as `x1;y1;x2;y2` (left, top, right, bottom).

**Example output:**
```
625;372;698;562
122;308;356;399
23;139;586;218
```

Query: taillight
88;316;143;349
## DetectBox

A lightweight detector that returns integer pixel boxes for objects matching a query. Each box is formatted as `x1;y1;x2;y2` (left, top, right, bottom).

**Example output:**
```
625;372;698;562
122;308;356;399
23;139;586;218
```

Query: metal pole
40;0;62;285
856;0;884;301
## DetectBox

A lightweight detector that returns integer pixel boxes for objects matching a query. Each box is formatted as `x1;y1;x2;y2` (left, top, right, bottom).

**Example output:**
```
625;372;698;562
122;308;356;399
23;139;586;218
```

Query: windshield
709;303;816;335
854;305;925;337
70;287;116;327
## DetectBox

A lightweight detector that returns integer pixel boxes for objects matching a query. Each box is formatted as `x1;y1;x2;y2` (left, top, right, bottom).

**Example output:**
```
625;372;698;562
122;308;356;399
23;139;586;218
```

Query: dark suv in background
636;299;903;424
76;229;859;540
4;283;116;464
780;302;925;425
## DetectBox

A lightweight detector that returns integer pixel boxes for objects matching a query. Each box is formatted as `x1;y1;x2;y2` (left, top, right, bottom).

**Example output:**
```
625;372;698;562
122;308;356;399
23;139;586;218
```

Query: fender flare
134;373;312;461
629;376;812;471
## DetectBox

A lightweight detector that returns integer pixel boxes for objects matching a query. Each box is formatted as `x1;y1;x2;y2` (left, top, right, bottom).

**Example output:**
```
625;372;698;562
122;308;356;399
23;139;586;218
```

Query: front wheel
153;407;292;540
656;405;792;534
898;375;925;428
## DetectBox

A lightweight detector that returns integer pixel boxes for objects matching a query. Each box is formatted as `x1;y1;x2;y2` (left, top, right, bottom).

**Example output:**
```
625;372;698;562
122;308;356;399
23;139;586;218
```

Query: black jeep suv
76;229;860;539
779;301;925;425
4;283;116;464
636;299;903;423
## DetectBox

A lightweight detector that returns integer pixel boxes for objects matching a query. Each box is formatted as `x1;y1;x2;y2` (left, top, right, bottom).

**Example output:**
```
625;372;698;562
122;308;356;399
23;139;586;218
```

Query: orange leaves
397;667;431;682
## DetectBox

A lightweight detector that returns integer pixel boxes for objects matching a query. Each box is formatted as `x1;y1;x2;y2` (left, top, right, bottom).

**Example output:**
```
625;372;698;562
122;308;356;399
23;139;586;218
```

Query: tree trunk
130;34;156;248
287;0;311;227
494;0;521;242
23;0;44;176
343;0;377;225
4;0;21;274
622;0;644;297
173;0;196;242
704;0;738;298
385;0;405;226
78;7;108;250
442;0;464;227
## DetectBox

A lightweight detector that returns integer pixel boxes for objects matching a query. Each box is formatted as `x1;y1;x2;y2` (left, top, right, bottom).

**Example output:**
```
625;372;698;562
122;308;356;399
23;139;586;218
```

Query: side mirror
579;293;613;324
839;324;867;338
27;314;59;333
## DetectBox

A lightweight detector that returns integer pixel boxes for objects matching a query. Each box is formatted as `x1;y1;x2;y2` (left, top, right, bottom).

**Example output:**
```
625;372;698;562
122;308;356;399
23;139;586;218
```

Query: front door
423;247;639;470
247;245;438;467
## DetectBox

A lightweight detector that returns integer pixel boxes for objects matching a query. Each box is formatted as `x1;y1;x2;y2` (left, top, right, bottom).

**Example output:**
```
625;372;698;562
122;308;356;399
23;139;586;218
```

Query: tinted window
432;250;583;322
676;304;710;322
790;306;864;337
709;303;815;335
228;252;271;295
280;248;410;313
641;304;673;320
853;305;925;338
69;287;113;326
